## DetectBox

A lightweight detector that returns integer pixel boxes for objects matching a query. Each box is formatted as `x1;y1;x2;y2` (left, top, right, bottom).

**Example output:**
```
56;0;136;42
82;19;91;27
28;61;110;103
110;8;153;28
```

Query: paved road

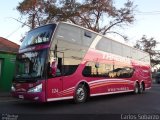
0;84;160;120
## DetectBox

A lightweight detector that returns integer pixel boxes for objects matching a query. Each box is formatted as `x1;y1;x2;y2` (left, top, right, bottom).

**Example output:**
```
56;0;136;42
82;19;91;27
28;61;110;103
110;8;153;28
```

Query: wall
0;52;16;92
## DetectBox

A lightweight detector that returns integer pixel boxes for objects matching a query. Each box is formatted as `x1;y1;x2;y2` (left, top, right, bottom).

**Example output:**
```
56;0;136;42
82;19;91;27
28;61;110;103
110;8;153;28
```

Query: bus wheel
74;84;87;103
139;83;145;94
134;82;139;94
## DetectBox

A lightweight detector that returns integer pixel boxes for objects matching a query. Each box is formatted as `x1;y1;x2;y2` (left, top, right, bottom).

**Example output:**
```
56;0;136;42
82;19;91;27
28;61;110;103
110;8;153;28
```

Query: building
0;37;19;92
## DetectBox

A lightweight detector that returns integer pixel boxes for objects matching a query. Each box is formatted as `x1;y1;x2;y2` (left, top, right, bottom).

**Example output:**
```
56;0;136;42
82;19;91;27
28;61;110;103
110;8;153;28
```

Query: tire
74;84;87;103
134;82;139;94
139;83;145;94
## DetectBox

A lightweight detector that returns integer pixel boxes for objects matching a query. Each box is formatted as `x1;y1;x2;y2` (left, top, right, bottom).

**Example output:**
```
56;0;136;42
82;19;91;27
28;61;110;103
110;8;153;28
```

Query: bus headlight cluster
28;84;42;93
11;85;15;92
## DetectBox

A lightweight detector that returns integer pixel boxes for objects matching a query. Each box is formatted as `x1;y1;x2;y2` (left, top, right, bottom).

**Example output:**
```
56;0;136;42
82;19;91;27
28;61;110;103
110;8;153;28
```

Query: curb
0;93;11;97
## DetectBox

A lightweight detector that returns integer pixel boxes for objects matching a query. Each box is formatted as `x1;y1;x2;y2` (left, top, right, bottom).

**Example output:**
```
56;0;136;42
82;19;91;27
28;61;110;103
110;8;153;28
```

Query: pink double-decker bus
11;22;151;103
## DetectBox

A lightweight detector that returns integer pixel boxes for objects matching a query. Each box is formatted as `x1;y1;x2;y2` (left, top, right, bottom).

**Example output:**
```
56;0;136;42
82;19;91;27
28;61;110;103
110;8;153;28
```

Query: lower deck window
82;62;134;78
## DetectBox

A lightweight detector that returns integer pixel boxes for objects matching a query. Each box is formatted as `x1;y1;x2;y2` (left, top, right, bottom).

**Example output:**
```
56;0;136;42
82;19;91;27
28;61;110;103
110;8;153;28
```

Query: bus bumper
11;92;46;102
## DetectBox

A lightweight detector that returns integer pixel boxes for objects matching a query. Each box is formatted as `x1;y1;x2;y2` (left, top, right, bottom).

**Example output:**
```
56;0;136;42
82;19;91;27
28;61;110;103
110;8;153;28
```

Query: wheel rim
140;84;144;93
135;84;139;93
76;88;85;101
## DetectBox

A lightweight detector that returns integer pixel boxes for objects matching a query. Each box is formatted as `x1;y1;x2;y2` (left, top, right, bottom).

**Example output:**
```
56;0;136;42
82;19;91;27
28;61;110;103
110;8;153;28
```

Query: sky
114;0;160;46
0;0;160;46
0;0;28;45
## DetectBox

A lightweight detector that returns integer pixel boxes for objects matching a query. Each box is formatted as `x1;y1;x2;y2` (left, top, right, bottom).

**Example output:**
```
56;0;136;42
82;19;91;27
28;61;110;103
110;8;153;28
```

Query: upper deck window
20;24;56;49
55;23;96;47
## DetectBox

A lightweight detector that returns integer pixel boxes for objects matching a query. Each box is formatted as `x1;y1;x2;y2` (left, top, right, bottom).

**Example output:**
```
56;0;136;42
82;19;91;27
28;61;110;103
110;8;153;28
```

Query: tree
134;35;160;67
17;0;136;37
17;0;58;29
50;0;136;36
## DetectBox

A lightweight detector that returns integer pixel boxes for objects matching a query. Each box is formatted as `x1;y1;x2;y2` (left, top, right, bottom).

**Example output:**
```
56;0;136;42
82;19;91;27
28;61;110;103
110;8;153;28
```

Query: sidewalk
0;92;11;97
0;92;19;102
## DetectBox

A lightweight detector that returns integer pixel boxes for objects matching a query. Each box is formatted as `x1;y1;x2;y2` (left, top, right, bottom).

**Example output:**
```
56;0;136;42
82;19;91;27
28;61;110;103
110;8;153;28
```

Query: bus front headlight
11;85;15;92
28;84;42;93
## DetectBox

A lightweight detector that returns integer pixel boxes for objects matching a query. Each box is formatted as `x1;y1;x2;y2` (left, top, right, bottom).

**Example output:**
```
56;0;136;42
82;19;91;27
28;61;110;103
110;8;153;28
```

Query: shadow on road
12;92;140;109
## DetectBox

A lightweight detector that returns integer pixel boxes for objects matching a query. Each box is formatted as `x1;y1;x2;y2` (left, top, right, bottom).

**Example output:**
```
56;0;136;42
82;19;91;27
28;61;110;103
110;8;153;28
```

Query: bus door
46;52;64;101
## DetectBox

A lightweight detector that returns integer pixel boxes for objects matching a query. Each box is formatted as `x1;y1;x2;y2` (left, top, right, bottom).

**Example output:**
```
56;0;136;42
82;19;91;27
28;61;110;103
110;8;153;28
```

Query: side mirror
50;60;57;76
54;44;57;58
95;63;99;68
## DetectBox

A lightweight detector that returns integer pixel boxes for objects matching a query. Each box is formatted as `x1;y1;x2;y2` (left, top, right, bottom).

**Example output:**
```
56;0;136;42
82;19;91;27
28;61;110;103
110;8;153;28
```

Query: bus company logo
19;46;35;53
103;53;130;64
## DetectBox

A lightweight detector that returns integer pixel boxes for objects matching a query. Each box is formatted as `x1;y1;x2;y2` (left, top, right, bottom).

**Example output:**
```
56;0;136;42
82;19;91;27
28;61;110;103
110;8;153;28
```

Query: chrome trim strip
90;90;134;97
47;96;73;102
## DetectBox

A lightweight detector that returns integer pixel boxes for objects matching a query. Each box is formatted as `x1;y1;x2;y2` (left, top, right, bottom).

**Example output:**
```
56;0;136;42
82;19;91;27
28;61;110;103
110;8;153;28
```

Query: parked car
155;72;160;84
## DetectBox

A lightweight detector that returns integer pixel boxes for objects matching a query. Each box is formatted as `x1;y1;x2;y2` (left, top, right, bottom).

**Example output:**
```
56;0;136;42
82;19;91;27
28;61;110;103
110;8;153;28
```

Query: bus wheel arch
74;81;90;103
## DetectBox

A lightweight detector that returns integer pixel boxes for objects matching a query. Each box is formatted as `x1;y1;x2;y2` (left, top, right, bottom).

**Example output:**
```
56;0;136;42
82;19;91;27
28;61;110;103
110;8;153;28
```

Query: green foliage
134;35;160;67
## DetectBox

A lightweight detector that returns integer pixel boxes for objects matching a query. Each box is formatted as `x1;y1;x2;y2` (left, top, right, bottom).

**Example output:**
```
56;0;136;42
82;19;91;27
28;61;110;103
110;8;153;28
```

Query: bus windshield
20;24;56;49
15;50;47;80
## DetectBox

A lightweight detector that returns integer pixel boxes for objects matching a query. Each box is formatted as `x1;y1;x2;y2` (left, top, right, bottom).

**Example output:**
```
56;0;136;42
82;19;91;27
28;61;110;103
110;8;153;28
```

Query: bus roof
58;22;149;56
26;22;149;56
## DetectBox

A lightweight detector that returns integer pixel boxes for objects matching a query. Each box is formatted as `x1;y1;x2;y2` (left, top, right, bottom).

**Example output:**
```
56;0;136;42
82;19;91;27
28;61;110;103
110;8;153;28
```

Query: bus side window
108;67;134;78
82;62;110;77
82;66;92;77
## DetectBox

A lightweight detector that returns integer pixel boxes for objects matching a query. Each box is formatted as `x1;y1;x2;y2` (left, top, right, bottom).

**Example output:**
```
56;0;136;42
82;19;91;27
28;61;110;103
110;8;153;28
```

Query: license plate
19;95;24;99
